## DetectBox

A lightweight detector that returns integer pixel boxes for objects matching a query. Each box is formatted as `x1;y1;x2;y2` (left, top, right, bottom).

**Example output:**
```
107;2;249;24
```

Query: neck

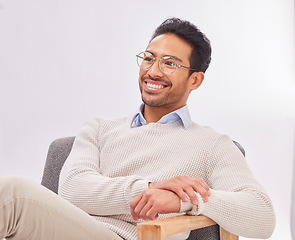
143;104;184;123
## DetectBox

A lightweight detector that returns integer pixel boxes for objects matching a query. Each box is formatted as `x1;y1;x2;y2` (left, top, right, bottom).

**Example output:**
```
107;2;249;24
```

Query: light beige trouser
0;176;123;240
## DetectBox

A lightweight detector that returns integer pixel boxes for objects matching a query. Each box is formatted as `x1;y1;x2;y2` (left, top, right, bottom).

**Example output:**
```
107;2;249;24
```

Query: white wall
0;0;294;239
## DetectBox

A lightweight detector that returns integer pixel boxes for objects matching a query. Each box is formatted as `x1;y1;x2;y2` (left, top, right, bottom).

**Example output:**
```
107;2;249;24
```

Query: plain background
0;0;294;239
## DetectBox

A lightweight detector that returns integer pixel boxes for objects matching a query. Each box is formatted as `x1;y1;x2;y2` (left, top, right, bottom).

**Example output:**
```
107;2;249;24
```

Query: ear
189;71;205;91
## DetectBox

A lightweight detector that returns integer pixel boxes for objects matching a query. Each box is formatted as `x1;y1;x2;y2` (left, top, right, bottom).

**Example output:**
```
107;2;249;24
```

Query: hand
130;189;180;221
149;176;210;205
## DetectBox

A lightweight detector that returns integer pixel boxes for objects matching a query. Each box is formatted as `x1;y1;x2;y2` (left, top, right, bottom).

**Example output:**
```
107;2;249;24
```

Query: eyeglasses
136;51;196;75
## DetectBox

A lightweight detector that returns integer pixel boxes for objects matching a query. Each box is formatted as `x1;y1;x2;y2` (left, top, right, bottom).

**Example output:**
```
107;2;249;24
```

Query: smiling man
0;18;275;240
138;34;202;113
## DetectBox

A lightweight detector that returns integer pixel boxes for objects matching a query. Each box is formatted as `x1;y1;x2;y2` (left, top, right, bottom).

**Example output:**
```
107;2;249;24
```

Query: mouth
146;82;165;89
142;78;170;93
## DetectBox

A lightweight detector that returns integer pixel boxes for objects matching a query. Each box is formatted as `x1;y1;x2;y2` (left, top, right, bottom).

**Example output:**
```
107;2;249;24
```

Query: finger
130;193;143;220
145;196;166;220
197;180;211;195
167;177;197;203
133;194;153;220
192;184;209;202
187;178;210;201
131;208;139;220
169;185;189;202
183;187;199;205
130;193;142;208
145;205;159;220
138;201;154;220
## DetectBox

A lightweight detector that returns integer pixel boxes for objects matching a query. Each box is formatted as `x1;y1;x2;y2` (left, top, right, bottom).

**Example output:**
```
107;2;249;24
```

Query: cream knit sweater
58;116;275;240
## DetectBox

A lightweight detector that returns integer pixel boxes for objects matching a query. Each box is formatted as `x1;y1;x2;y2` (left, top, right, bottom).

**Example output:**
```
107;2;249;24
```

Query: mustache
141;76;171;86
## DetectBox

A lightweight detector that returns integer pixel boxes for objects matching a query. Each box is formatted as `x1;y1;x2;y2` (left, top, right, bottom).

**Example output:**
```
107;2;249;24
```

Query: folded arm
58;119;149;216
197;138;276;238
131;137;276;239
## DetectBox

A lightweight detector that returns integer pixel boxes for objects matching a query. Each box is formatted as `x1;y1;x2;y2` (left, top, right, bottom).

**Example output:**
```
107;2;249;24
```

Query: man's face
138;33;199;112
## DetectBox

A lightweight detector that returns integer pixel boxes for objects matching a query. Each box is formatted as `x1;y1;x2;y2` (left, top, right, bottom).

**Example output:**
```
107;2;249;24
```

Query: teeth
147;83;164;89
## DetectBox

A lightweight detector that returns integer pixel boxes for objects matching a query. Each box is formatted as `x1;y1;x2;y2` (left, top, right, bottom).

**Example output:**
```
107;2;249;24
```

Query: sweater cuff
180;192;204;215
128;179;149;201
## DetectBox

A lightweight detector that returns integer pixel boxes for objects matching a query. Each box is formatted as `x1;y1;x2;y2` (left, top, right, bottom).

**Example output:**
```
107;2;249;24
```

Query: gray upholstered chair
42;137;244;240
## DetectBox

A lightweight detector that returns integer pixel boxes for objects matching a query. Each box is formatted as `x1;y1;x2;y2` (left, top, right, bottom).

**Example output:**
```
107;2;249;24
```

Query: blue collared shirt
130;104;191;129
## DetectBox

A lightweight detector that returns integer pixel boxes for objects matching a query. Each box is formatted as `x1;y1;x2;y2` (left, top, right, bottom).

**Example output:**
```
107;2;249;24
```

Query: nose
147;58;164;78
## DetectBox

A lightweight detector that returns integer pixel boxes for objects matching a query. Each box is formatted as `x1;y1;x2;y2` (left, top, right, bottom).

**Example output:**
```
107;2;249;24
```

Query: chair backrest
41;137;75;193
41;137;244;240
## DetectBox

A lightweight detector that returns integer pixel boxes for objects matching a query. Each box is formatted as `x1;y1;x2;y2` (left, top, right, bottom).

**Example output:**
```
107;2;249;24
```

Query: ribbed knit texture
58;116;275;240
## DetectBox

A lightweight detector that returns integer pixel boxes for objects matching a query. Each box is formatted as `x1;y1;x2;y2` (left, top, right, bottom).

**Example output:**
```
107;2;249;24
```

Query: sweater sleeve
182;135;276;239
58;119;149;216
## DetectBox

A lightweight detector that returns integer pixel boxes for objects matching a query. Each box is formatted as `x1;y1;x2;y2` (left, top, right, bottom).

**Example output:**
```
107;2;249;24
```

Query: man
0;18;275;240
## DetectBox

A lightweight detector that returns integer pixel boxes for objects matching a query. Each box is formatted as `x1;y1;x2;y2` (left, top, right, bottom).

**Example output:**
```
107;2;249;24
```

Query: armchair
42;137;242;240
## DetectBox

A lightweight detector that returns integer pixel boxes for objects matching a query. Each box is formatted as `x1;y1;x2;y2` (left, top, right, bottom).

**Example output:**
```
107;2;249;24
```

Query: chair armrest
137;215;237;240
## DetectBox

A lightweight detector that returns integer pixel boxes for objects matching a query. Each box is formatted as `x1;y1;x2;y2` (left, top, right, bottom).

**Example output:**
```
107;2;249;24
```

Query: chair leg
137;224;167;240
219;226;238;240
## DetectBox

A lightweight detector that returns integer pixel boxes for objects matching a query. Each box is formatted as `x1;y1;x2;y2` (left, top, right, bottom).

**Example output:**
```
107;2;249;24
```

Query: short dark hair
151;17;211;74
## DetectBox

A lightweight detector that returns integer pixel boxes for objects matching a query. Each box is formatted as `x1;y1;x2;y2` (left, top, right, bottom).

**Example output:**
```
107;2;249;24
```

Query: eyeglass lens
136;52;179;74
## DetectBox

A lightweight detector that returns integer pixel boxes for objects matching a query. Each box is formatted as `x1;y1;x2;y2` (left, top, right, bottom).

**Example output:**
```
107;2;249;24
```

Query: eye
143;56;154;62
166;61;177;67
163;59;178;68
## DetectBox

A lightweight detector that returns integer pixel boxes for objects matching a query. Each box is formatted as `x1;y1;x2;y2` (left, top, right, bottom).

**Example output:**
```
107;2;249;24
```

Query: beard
139;76;172;107
141;91;171;108
138;74;189;109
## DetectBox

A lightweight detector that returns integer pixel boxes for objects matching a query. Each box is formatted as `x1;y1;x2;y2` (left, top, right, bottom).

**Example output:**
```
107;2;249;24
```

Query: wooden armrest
137;215;237;240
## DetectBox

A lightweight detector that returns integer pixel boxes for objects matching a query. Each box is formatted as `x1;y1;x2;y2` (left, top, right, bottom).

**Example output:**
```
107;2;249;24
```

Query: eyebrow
146;51;183;63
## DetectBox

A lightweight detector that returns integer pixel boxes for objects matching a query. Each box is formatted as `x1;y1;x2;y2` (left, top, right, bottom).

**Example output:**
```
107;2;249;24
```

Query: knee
0;176;36;197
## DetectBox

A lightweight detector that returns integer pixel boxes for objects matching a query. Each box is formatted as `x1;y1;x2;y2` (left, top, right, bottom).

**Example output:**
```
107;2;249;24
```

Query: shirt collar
130;104;191;129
